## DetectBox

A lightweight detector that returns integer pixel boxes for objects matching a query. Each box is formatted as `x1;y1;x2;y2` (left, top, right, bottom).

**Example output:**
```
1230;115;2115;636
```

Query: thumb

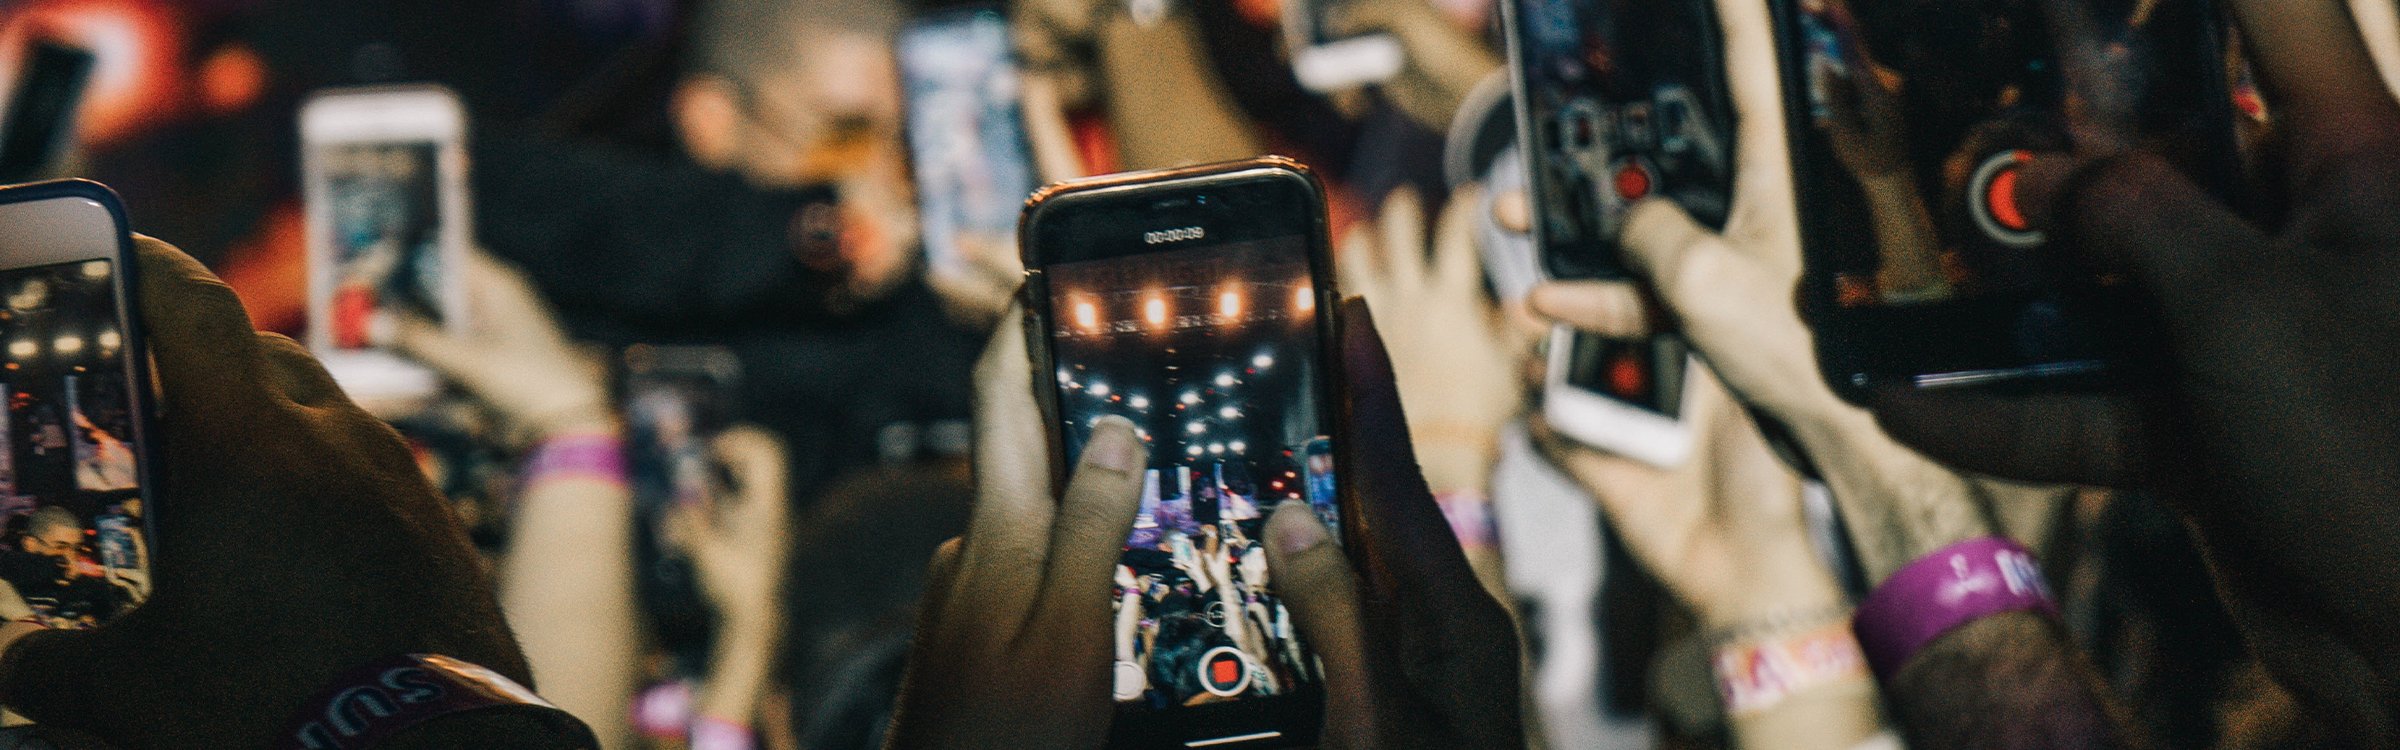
1261;502;1373;719
386;312;480;388
1618;197;1723;309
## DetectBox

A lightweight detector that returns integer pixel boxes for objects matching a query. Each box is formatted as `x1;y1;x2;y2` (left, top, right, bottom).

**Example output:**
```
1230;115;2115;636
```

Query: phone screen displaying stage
1045;235;1330;710
320;142;445;351
898;9;1037;281
0;259;145;629
1509;0;1736;279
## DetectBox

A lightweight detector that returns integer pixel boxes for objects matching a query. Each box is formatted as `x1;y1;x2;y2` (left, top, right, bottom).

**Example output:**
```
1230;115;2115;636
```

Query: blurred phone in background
620;344;743;663
0;40;95;184
898;7;1039;298
1503;0;1736;466
1779;0;2243;402
301;85;471;407
1286;0;1405;92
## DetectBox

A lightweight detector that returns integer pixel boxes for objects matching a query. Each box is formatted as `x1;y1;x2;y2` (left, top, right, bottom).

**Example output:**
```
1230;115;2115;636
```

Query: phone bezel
298;84;473;403
0;179;159;620
1019;157;1340;749
895;4;1040;284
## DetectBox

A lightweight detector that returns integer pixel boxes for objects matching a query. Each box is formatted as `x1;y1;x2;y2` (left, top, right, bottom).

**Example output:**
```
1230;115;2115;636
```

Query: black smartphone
897;6;1040;287
0;180;154;630
1502;0;1739;281
619;344;743;664
0;40;95;184
1778;0;2243;401
1021;157;1341;749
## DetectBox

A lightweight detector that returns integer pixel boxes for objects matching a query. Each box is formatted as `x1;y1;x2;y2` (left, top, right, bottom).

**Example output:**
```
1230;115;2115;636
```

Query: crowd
0;0;2392;748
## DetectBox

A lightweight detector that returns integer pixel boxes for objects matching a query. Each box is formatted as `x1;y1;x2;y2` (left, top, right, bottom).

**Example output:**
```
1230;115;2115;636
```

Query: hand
1338;187;1526;494
1524;0;2040;582
0;237;533;747
676;426;793;635
1323;0;1501;130
392;252;609;441
1868;0;2400;736
886;304;1150;748
1260;300;1522;748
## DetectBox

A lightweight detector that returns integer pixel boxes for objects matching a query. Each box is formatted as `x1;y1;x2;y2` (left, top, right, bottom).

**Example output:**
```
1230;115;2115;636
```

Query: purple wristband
1851;537;2058;682
521;433;626;487
690;716;756;750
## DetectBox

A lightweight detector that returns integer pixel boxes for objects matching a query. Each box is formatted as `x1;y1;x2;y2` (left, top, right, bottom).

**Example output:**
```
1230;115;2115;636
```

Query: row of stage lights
1062;351;1281;458
1069;284;1315;332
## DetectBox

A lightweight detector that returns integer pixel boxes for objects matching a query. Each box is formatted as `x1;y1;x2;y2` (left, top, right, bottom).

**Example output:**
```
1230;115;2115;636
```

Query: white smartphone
300;85;471;404
897;6;1039;288
1543;326;1696;467
1285;0;1404;92
0;180;156;629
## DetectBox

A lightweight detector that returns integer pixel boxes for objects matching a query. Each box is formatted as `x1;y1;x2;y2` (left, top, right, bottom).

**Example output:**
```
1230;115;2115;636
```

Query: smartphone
300;85;471;404
1022;157;1340;748
1778;0;2243;401
898;7;1041;290
0;180;154;630
619;344;742;662
1286;0;1405;92
1502;0;1737;281
0;40;95;184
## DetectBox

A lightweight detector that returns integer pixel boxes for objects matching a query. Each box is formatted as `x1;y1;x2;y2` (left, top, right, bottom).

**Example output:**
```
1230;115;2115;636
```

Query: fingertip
1267;501;1331;558
1081;415;1147;474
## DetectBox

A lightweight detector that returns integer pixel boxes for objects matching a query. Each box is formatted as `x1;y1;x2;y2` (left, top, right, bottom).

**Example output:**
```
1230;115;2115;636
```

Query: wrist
520;431;628;489
523;403;616;445
1851;536;2058;682
1711;617;1874;726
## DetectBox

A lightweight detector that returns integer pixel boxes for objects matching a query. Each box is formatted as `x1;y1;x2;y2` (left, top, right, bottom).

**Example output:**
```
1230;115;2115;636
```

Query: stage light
1252;354;1273;369
1208;443;1225;455
1214;373;1235;387
1181;391;1201;405
96;330;120;351
1188;445;1204;457
80;261;109;280
1187;423;1205;435
1219;406;1239;419
1229;440;1247;453
1218;290;1241;318
1090;382;1111;397
7;340;34;358
1294;286;1314;312
1059;369;1073;384
1129;395;1150;410
1074;299;1099;329
1144;297;1168;327
53;336;83;355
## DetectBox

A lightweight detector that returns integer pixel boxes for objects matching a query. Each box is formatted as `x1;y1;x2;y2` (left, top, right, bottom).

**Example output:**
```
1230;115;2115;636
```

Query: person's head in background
21;507;84;562
673;0;905;190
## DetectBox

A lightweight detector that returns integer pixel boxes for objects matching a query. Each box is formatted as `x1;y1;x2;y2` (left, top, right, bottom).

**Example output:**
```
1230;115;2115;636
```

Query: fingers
1376;188;1429;293
1025;417;1147;637
959;304;1056;616
1260;502;1374;714
1868;385;2147;487
2225;0;2400;161
2042;153;2266;320
1527;281;1655;338
1337;224;1382;304
1619;198;1720;302
464;252;566;343
1716;0;1798;224
713;425;790;518
133;235;264;419
388;312;480;387
1336;299;1484;599
1431;185;1486;296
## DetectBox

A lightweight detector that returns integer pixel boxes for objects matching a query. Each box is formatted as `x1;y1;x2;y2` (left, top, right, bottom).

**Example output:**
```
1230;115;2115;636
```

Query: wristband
278;654;597;750
1433;490;1496;552
1851;537;2058;681
689;716;756;750
1710;620;1868;716
521;433;627;487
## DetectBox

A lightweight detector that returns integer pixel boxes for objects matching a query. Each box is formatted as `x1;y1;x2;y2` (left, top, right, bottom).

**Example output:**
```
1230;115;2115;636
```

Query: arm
498;428;640;749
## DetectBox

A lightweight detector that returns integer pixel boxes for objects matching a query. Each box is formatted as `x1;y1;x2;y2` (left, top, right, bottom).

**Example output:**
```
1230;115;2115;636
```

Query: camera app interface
0;260;145;629
1792;0;2235;380
1046;236;1329;710
322;142;443;350
900;11;1036;279
1514;0;1735;278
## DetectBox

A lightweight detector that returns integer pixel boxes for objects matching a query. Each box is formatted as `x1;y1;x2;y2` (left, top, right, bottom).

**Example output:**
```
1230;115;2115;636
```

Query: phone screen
898;9;1037;281
621;347;740;659
0;41;95;184
0;259;145;629
1786;0;2239;394
1036;176;1333;721
1508;0;1736;279
1561;333;1687;417
320;142;446;352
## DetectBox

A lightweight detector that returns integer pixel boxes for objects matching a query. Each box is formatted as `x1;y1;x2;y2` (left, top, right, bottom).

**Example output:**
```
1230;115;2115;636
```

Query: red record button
1613;162;1653;201
1198;646;1255;697
1985;160;2029;232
